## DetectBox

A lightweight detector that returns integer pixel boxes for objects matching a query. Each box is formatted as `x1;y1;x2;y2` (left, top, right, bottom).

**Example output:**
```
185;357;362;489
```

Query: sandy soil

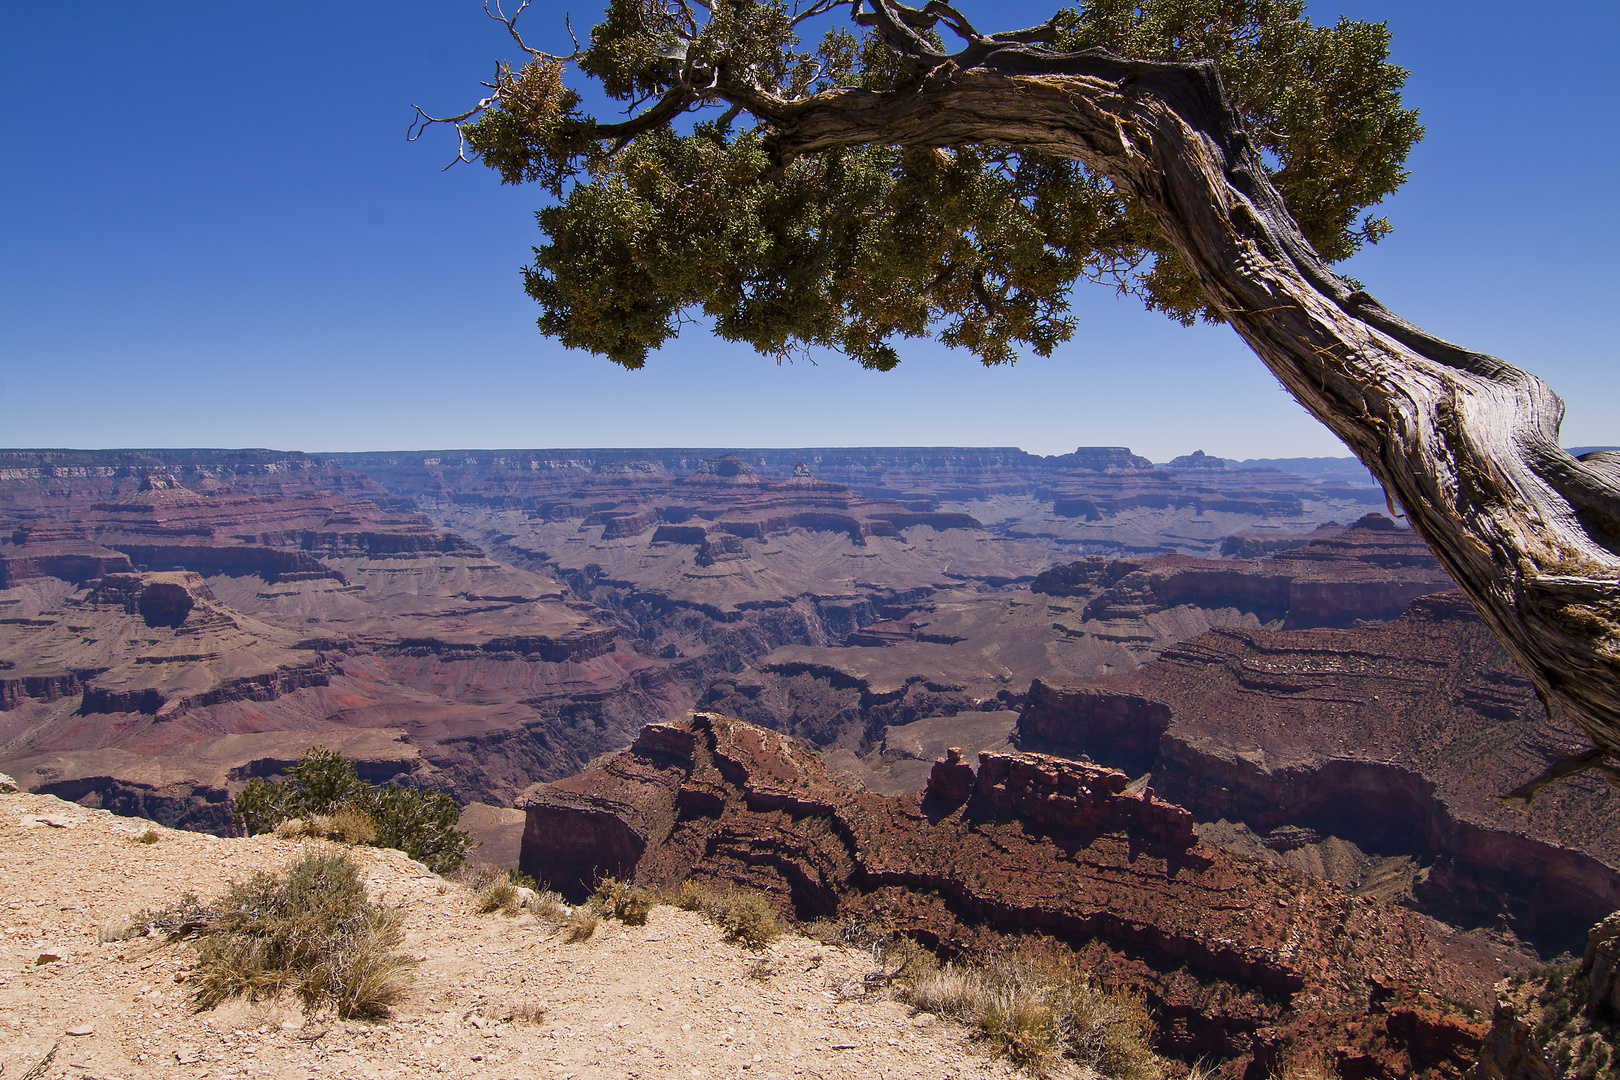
0;792;1021;1080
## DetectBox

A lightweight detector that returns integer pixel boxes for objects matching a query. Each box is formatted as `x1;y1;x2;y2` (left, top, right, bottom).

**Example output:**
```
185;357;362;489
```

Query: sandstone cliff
519;713;1514;1076
1019;591;1620;958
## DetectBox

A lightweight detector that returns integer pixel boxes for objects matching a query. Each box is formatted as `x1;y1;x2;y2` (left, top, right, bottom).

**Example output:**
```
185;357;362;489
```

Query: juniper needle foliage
432;0;1418;370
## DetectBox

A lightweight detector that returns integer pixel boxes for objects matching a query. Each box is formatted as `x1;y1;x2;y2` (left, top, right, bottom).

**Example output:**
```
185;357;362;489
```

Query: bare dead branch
484;0;581;62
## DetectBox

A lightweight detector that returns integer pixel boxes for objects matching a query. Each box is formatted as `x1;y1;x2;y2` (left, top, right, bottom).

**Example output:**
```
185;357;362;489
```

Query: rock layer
520;713;1509;1077
1019;592;1620;957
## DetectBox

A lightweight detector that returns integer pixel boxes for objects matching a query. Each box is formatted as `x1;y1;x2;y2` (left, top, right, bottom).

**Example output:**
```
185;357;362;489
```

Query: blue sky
2;1;1615;461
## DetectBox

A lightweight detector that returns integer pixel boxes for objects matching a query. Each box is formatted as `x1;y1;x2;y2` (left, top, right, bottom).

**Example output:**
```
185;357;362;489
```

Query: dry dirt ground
0;792;1022;1080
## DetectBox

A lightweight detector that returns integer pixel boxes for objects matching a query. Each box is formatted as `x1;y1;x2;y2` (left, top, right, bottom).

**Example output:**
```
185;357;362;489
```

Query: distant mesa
1164;449;1227;469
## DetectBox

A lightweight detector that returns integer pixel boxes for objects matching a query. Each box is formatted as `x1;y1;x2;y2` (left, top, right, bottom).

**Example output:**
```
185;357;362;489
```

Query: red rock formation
1019;592;1620;957
520;713;1506;1075
0;471;683;826
1034;514;1455;629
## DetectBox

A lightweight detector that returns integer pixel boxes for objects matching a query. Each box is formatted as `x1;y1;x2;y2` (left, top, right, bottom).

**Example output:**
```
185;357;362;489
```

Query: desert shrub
136;828;160;844
1521;961;1620;1080
232;747;471;874
507;868;538;890
187;849;414;1019
477;878;521;916
900;950;1160;1080
592;877;657;926
676;880;783;948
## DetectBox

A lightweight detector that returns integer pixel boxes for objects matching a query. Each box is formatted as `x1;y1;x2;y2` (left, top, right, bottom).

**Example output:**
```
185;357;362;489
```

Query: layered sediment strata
1019;592;1620;957
0;468;685;827
520;714;1507;1077
1034;513;1455;629
696;516;1454;796
324;446;1382;556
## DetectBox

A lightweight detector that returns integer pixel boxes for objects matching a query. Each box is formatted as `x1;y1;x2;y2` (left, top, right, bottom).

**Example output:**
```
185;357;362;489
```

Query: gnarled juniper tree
416;0;1620;795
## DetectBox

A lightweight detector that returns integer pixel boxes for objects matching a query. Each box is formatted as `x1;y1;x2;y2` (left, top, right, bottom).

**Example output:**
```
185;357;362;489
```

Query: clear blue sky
2;2;1615;461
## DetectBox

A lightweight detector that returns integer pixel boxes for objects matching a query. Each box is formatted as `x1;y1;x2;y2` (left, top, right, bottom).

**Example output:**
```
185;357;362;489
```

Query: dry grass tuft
503;1003;547;1024
900;950;1160;1080
136;829;160;844
96;915;143;943
476;878;521;917
563;909;599;943
530;889;568;921
271;805;376;847
676;880;784;948
186;849;414;1019
328;802;377;846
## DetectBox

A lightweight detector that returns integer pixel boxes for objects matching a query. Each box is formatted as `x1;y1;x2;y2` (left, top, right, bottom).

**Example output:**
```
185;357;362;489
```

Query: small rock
34;952;62;965
66;1022;95;1036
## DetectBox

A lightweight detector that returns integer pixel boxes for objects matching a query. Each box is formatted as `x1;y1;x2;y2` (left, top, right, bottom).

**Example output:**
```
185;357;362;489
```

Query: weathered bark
721;42;1620;784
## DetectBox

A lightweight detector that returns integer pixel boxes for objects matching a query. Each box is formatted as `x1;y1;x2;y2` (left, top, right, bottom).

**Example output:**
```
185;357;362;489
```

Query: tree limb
720;40;1620;779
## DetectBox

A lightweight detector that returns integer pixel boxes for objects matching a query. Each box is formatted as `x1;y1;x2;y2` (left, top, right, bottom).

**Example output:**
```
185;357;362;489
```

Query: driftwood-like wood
709;9;1620;788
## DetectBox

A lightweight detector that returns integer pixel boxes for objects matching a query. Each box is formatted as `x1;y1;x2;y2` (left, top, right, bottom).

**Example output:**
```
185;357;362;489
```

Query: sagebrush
676;880;783;948
186;850;414;1019
900;949;1159;1080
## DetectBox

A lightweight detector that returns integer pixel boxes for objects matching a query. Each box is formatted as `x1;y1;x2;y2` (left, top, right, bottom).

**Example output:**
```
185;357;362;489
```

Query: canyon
2;445;1614;1077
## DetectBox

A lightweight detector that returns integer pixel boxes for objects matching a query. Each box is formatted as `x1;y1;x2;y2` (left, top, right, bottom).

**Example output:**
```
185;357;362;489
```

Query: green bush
676;880;783;948
232;747;472;874
591;877;657;926
188;850;414;1019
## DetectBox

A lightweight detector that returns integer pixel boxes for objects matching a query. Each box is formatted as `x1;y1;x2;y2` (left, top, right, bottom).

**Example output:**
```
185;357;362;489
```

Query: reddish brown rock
1034;513;1455;629
520;713;1506;1075
1020;591;1620;957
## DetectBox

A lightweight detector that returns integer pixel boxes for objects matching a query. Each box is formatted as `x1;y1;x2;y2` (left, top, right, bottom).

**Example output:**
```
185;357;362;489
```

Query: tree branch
735;44;1620;786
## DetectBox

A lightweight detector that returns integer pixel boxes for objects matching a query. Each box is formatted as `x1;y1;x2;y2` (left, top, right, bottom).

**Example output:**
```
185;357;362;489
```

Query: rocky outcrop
1019;592;1620;957
1587;911;1620;1020
0;673;85;711
1467;1005;1557;1080
519;714;1506;1074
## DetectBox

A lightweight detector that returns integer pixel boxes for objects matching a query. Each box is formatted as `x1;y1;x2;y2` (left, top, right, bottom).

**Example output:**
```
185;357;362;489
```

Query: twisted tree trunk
732;47;1620;791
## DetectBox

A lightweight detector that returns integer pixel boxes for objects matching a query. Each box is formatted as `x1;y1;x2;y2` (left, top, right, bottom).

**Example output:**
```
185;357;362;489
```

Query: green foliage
1524;962;1619;1080
591;876;658;926
232;747;472;875
189;850;414;1019
447;0;1420;366
676;879;784;947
